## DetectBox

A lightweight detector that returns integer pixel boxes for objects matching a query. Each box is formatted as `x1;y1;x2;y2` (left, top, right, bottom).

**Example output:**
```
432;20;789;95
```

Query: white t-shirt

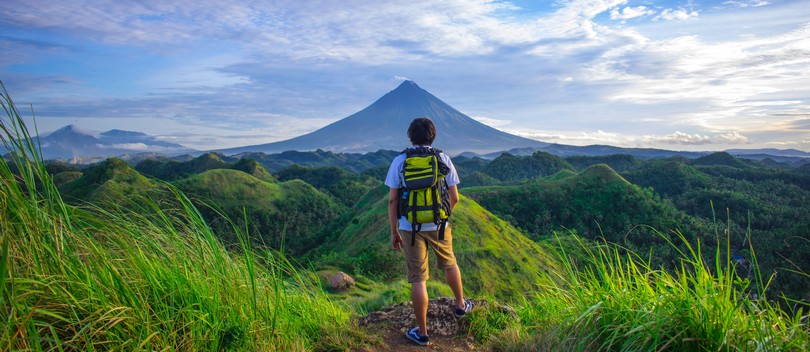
384;148;460;231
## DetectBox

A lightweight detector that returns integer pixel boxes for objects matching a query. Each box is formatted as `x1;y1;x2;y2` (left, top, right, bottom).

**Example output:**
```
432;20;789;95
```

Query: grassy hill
136;152;275;182
59;157;157;205
463;164;709;256
174;169;340;254
313;185;561;301
482;151;574;182
274;164;378;207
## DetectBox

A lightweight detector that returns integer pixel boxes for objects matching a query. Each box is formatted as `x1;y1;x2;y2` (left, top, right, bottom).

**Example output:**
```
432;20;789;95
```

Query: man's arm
448;185;459;212
388;187;403;250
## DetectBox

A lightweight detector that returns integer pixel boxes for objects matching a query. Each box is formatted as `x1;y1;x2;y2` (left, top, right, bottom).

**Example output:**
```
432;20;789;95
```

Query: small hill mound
623;160;714;197
59;158;156;204
136;153;272;181
314;185;560;300
174;169;340;254
575;163;630;185
691;152;749;169
274;164;376;207
483;151;574;182
546;169;576;181
231;158;274;181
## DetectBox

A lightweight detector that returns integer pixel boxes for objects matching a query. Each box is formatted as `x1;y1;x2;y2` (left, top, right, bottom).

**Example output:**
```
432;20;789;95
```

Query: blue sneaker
405;327;430;346
454;299;472;318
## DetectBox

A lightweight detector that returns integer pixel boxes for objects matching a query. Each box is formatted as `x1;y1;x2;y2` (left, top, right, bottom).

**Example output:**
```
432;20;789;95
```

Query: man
384;117;472;346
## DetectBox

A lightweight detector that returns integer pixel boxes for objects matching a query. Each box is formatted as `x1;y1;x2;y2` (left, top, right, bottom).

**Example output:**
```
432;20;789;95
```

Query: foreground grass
472;233;810;351
0;83;366;351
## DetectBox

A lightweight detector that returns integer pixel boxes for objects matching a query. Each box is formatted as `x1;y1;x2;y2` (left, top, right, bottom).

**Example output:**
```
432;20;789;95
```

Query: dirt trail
354;297;510;351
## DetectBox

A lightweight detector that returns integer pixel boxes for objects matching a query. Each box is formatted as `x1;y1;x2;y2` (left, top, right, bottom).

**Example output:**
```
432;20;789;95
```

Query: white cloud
656;8;699;21
610;6;655;21
470;115;512;128
716;131;750;143
723;1;769;8
510;129;750;148
644;131;711;145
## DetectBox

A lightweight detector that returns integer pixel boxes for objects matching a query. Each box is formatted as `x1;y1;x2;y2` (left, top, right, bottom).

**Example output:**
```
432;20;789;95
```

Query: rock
359;297;517;337
328;271;355;291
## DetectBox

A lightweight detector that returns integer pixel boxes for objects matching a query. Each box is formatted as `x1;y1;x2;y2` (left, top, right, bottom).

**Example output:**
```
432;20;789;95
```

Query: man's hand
391;231;403;250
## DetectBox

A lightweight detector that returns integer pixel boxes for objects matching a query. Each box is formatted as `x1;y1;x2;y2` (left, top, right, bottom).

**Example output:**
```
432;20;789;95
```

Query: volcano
218;80;547;155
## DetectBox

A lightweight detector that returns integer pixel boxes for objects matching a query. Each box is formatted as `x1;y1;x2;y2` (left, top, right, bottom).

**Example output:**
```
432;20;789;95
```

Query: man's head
408;117;436;146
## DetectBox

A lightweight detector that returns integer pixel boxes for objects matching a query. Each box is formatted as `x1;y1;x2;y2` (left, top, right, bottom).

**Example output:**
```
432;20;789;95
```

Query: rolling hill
312;185;561;300
462;164;708;248
173;169;341;254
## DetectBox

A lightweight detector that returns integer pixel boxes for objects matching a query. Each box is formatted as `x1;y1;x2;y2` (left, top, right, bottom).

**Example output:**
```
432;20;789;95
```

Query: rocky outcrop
328;271;356;291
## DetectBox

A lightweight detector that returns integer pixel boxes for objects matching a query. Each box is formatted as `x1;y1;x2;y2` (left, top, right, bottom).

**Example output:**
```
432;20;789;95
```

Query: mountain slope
218;81;547;155
314;185;561;300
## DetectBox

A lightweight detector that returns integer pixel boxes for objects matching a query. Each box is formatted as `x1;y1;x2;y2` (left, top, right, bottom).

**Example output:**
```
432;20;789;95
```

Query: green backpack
398;146;452;246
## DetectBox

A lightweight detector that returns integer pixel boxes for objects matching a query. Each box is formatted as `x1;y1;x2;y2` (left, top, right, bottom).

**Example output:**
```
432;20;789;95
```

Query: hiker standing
384;117;472;346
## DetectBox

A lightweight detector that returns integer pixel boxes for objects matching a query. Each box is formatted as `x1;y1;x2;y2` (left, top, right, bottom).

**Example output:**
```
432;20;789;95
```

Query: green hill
623;160;714;197
59;157;156;204
463;164;706;248
274;164;378;207
314;185;561;300
174;169;340;254
136;152;274;182
482;151;574;182
691;151;751;169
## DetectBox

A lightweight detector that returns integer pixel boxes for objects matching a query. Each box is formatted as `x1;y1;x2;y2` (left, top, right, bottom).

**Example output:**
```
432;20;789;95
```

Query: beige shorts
400;227;457;283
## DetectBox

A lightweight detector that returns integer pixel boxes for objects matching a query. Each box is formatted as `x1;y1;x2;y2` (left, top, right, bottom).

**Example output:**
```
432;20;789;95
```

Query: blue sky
1;0;808;151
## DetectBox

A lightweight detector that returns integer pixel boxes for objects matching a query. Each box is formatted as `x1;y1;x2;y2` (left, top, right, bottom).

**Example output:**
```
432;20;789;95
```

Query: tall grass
0;82;363;351
484;229;809;351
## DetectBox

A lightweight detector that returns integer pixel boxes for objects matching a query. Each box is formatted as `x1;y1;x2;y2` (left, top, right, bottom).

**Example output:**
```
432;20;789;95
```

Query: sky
1;0;809;152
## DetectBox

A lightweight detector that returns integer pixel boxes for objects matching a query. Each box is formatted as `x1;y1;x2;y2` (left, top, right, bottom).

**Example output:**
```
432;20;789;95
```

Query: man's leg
412;280;429;336
445;265;465;309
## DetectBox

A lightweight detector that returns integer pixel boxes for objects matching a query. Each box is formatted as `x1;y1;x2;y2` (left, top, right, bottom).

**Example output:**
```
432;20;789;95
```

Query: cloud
470;115;511;128
723;1;769;8
655;8;699;21
510;129;750;148
644;131;711;145
716;131;750;143
610;6;655;21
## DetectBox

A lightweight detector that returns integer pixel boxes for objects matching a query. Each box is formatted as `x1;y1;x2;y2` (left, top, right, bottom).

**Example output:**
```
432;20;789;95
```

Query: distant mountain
38;125;193;161
217;80;548;155
726;148;810;158
461;144;708;160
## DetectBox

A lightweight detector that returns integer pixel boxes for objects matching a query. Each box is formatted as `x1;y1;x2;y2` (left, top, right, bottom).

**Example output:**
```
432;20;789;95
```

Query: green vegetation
0;86;367;350
463;164;707;248
479;234;809;351
59;157;157;205
275;164;378;207
174;169;341;254
136;152;274;182
482;151;574;182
